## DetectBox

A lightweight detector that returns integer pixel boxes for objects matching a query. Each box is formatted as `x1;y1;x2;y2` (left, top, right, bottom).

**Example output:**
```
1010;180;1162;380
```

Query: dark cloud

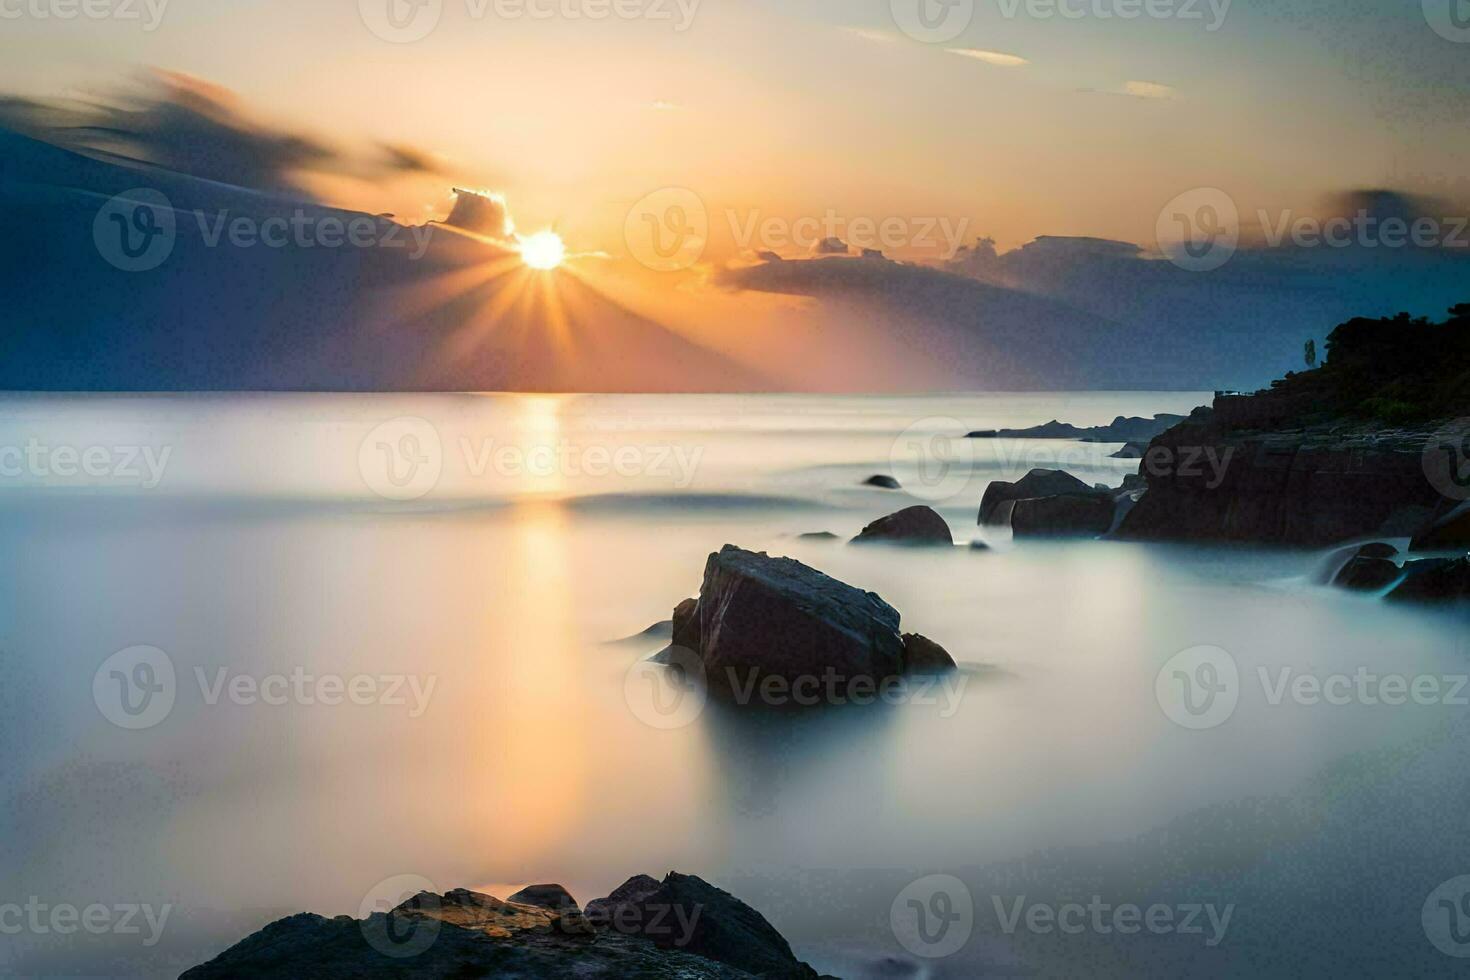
0;71;442;197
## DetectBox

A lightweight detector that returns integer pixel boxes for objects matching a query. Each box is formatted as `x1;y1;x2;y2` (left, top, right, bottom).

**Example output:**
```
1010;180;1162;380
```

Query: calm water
1;392;1466;978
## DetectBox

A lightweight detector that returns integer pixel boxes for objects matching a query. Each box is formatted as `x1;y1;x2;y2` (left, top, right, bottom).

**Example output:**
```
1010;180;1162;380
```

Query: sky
3;0;1468;262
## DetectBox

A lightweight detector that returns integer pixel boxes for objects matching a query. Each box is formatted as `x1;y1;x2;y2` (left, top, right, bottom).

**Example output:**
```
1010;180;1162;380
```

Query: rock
508;884;581;912
1007;493;1117;539
1111;441;1149;459
1315;543;1399;585
585;873;823;980
969;540;991;551
665;546;907;699
1120;473;1146;493
851;506;953;546
965;429;998;438
979;469;1097;525
797;531;840;541
1356;542;1400;560
862;475;902;490
1385;557;1470;604
584;874;662;925
182;878;826;979
1411;501;1470;551
901;633;957;674
971;415;1187;443
1332;556;1403;592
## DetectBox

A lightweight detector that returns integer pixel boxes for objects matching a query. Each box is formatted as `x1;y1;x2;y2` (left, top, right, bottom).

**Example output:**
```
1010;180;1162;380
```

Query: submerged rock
655;546;953;704
862;475;902;490
851;506;954;546
979;469;1097;525
797;531;841;541
1332;555;1403;592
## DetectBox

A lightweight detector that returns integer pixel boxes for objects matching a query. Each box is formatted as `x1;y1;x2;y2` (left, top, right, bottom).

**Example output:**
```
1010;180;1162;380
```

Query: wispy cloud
843;26;896;43
1123;80;1176;100
945;48;1030;68
650;100;681;111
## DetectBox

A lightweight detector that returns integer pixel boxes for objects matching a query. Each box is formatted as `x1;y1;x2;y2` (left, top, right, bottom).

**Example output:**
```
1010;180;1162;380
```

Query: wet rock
585;873;824;980
979;469;1098;525
1385;557;1470;604
1007;493;1117;539
862;475;902;490
901;633;957;674
851;506;954;546
508;884;581;912
1332;556;1403;592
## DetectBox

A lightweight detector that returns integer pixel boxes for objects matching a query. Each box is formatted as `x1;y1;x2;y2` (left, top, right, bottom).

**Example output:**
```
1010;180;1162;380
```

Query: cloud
0;70;444;196
946;49;1030;68
1123;80;1176;100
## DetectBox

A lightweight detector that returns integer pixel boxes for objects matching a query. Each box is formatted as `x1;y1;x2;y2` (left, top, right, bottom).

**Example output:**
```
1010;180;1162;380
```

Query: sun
519;231;566;270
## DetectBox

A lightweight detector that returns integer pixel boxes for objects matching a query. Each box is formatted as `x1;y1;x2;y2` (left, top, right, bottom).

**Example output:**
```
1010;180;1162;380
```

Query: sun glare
519;231;566;270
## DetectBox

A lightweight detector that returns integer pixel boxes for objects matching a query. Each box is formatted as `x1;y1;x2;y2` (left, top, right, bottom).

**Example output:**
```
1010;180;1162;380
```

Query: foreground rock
979;469;1098;525
183;874;828;979
851;505;953;545
656;545;954;702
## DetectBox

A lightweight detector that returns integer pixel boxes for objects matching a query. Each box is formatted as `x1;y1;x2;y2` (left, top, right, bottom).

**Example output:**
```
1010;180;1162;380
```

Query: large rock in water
979;469;1096;525
181;878;830;979
850;505;953;545
1332;555;1403;592
585;873;823;979
658;546;953;700
1004;493;1116;539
